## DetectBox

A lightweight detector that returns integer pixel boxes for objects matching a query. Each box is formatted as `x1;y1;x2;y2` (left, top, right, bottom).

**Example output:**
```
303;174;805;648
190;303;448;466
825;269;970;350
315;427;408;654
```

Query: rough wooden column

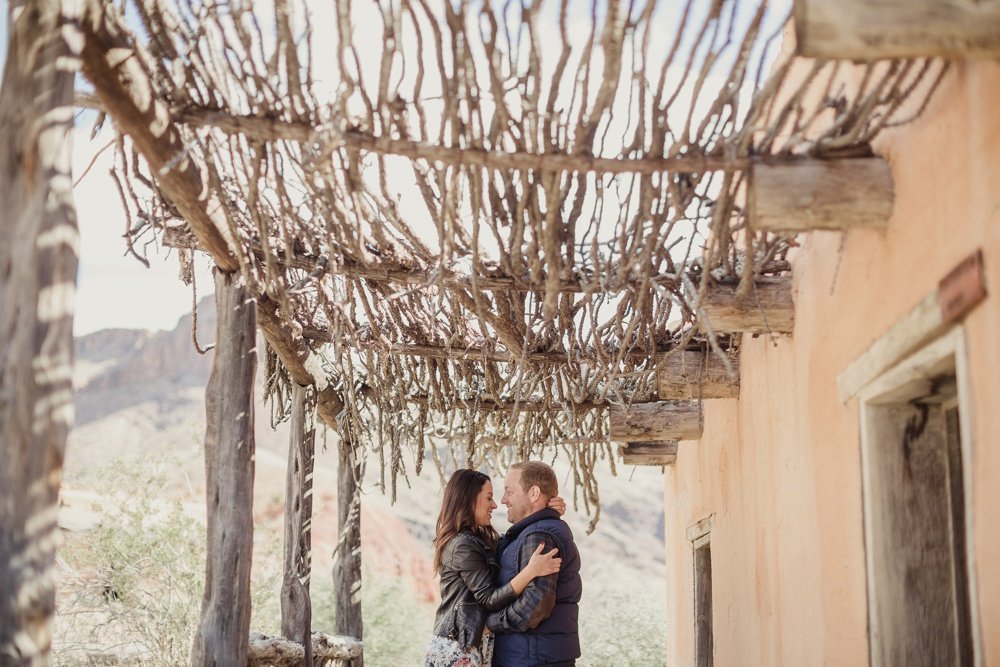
190;271;258;666
0;0;81;661
333;440;364;666
281;384;315;665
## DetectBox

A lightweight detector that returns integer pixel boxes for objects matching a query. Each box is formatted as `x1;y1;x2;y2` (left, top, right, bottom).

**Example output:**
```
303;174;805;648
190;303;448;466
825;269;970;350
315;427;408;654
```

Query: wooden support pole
749;158;893;232
794;0;1000;59
621;442;679;466
609;401;702;442
333;441;364;666
699;277;794;335
280;385;315;665
658;351;740;400
190;271;258;666
0;0;80;659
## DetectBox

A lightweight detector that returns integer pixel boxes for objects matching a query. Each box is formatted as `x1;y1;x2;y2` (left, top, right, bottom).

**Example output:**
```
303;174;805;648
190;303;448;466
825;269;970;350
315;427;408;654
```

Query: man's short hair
511;461;558;499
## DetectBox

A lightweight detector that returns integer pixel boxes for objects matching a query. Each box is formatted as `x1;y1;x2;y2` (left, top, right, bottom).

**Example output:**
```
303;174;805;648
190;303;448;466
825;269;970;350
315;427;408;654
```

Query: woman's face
473;480;498;527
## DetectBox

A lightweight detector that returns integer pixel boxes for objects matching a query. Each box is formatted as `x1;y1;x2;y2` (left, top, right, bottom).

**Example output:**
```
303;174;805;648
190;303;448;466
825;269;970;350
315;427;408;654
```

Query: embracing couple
425;461;582;667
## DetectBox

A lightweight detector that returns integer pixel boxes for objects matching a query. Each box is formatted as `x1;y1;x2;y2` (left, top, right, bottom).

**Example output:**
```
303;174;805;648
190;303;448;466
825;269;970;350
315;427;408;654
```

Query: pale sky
71;126;215;336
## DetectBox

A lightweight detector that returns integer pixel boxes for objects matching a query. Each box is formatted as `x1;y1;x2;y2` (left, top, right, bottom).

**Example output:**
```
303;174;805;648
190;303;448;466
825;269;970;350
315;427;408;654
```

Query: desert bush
54;460;434;666
578;583;667;666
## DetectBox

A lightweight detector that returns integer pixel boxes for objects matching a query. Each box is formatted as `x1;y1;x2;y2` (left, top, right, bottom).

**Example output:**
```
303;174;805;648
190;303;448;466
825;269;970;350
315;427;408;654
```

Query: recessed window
688;516;714;667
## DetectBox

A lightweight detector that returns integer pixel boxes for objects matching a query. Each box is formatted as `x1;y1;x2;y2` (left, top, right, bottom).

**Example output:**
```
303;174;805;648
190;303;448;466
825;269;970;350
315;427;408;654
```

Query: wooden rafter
698;277;795;335
621;441;679;466
749;158;893;232
609;401;703;442
795;0;1000;59
658;350;740;400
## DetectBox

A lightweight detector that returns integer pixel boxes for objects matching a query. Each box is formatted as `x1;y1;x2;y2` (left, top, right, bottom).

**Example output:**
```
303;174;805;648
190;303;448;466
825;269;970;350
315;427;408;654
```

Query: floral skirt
424;635;485;667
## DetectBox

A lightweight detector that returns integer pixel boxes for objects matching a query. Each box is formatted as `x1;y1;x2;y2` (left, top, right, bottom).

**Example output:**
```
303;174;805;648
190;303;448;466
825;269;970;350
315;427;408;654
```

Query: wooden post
699;277;794;334
621;442;680;466
333;440;364;666
0;0;81;660
191;270;258;666
658;351;740;400
610;401;702;442
794;0;1000;59
281;385;315;664
749;158;893;232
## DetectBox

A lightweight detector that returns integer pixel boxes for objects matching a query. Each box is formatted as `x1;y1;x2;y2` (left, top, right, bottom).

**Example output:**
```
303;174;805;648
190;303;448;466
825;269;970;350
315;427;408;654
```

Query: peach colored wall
664;59;1000;665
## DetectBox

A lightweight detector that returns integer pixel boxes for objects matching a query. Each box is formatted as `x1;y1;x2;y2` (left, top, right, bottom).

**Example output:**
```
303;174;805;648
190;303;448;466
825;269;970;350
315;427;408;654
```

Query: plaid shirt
485;530;558;633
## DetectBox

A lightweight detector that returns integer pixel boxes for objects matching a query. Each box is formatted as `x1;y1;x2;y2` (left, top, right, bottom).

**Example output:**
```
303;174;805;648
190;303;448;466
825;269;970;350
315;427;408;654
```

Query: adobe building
660;10;1000;667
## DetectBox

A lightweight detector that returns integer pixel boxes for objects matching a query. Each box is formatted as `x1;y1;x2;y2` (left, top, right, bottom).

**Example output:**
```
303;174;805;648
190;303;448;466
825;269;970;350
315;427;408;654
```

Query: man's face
501;468;535;524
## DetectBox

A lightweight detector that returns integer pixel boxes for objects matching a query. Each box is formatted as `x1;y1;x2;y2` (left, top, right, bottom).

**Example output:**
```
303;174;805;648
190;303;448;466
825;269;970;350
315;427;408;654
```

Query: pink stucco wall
663;59;1000;665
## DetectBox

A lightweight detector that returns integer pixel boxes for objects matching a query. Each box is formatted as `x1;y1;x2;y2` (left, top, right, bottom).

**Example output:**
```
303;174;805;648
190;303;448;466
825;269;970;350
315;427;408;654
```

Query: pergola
3;0;981;663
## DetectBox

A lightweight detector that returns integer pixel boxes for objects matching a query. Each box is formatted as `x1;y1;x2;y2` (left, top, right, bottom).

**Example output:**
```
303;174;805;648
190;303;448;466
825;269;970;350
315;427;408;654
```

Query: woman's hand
547;496;567;516
524;541;561;578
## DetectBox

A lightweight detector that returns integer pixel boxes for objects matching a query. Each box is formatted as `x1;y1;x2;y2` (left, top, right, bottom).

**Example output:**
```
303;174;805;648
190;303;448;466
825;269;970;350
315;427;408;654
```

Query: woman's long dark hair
433;469;499;574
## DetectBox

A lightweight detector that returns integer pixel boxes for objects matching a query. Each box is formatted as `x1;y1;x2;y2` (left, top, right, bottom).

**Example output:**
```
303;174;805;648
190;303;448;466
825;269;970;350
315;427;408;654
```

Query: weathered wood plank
699;277;794;335
838;250;986;403
658;351;740;400
190;271;258;666
795;0;1000;59
333;442;364;666
0;0;81;659
248;632;363;666
749;158;893;232
621;442;679;466
280;385;315;665
610;401;702;442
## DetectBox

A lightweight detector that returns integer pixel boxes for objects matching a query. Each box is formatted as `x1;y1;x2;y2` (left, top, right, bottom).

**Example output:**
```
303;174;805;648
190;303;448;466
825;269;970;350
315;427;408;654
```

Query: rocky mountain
60;302;669;662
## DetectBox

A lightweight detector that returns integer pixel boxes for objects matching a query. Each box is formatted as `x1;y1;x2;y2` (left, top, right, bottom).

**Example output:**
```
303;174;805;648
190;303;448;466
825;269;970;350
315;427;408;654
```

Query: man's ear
529;485;541;503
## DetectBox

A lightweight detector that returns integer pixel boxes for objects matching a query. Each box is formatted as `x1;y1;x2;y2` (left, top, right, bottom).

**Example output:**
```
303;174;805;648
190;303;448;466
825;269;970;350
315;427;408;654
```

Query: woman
425;469;563;666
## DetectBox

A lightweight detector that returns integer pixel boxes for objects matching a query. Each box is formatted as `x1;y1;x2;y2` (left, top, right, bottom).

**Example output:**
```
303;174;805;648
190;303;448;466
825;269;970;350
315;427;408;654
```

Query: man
487;461;582;667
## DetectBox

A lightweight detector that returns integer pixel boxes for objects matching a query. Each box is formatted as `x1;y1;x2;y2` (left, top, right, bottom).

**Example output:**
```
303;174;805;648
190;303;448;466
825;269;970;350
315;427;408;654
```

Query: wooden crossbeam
794;0;1000;59
164;225;784;295
658;350;740;400
749;158;893;232
699;277;794;335
621;441;679;466
609;401;702;442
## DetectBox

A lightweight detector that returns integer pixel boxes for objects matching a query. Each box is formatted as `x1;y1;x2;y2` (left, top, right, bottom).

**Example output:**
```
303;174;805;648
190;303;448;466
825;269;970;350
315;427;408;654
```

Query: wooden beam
658;350;740;400
699;277;794;334
161;225;690;294
0;0;80;657
610;401;702;442
167;106;754;175
794;0;1000;59
749;158;893;232
408;395;618;413
621;442;679;466
838;250;986;402
191;271;257;665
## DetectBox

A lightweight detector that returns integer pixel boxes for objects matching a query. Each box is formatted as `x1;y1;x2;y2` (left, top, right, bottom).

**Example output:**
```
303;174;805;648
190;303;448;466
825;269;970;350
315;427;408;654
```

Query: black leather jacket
433;531;517;648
